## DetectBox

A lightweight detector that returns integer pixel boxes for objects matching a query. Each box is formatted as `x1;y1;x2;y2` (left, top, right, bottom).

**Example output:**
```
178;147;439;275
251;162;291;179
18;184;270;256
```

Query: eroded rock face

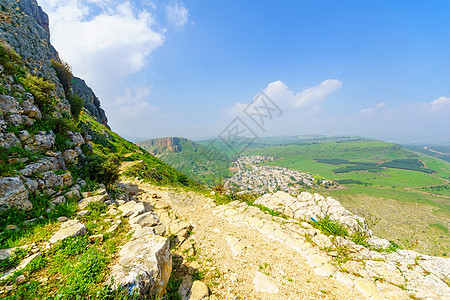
0;132;21;149
0;95;21;114
255;191;369;235
111;234;172;297
0;177;32;211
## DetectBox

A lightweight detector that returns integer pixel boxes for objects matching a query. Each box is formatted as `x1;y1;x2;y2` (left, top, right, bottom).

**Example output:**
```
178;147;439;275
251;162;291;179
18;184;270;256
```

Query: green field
243;137;450;256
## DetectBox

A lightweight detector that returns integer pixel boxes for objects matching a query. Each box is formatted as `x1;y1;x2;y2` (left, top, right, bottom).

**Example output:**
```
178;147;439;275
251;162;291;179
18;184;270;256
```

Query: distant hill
404;145;450;163
137;137;231;185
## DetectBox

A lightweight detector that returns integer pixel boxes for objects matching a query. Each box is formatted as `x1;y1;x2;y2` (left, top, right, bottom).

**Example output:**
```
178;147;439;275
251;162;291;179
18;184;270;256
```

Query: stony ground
121;179;450;300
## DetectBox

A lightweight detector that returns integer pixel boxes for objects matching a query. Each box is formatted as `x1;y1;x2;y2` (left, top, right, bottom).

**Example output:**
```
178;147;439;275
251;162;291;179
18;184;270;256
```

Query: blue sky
39;0;450;143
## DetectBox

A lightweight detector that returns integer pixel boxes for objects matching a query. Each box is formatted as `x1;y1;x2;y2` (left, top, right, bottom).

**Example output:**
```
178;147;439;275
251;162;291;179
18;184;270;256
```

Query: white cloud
430;96;450;112
115;86;160;118
39;0;164;92
262;79;342;108
360;102;387;115
166;2;189;30
227;79;342;117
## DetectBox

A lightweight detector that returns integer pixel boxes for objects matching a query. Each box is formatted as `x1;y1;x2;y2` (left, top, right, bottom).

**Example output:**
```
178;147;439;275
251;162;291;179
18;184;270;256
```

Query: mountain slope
137;137;231;184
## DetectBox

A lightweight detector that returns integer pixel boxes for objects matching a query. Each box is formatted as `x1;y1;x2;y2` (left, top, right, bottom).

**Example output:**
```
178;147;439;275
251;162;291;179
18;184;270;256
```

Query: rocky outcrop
255;191;369;235
0;177;32;211
48;219;87;245
137;137;189;156
110;199;172;297
110;234;172;297
72;77;108;128
0;0;62;94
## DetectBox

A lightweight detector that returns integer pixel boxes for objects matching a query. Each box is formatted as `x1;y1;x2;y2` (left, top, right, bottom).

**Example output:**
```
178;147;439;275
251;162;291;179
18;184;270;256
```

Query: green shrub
20;74;55;113
51;59;73;97
0;41;23;76
67;93;84;120
82;154;120;190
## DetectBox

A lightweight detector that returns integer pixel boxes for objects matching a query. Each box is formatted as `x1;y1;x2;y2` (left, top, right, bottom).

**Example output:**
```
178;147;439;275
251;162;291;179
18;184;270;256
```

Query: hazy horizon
38;0;450;143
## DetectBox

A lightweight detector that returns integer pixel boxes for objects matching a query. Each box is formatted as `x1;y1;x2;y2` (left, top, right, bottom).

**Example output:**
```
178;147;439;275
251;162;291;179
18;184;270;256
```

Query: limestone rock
0;252;41;281
15;274;26;285
30;132;55;151
20;100;41;119
0;132;21;149
169;221;192;235
40;171;63;189
129;211;160;228
0;177;32;211
312;233;333;249
19;157;60;177
110;234;172;297
187;281;209;300
63;149;78;164
0;95;20;114
77;194;109;210
61;172;73;187
0;246;28;261
253;271;279;294
65;189;81;201
255;191;369;235
365;260;405;286
118;201;152;217
77;210;90;217
51;196;65;206
70;132;85;146
48;220;87;244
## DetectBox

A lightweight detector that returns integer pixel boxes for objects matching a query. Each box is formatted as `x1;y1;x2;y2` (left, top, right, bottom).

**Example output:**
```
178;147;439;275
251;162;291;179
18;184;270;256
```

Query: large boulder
48;219;87;244
40;171;63;189
63;149;78;164
19;157;60;177
0;132;21;149
31;132;55;151
77;193;109;210
111;234;172;297
20;100;41;119
118;201;153;217
0;95;20;115
0;177;32;211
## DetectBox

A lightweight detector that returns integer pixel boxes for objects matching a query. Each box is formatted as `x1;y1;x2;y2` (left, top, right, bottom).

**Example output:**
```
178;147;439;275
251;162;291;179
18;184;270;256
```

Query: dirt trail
121;180;387;299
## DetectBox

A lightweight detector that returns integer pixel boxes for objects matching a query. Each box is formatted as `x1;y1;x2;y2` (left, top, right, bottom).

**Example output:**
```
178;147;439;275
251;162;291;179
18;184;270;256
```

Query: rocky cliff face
137;137;189;156
0;0;95;212
0;0;108;127
72;77;109;128
0;0;62;95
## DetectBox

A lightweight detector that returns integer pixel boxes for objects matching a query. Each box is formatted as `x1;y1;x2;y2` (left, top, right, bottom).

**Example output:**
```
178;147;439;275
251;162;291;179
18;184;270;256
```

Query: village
226;155;336;194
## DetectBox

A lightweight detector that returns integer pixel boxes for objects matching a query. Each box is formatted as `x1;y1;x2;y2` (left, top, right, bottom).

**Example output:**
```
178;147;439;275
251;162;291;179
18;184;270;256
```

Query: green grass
429;223;449;234
80;114;197;188
310;216;348;237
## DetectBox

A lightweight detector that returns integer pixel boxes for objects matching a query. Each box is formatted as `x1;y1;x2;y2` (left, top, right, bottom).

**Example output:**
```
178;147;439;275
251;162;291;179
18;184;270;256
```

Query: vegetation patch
380;159;434;174
429;223;449;234
310;216;348;237
335;179;372;186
